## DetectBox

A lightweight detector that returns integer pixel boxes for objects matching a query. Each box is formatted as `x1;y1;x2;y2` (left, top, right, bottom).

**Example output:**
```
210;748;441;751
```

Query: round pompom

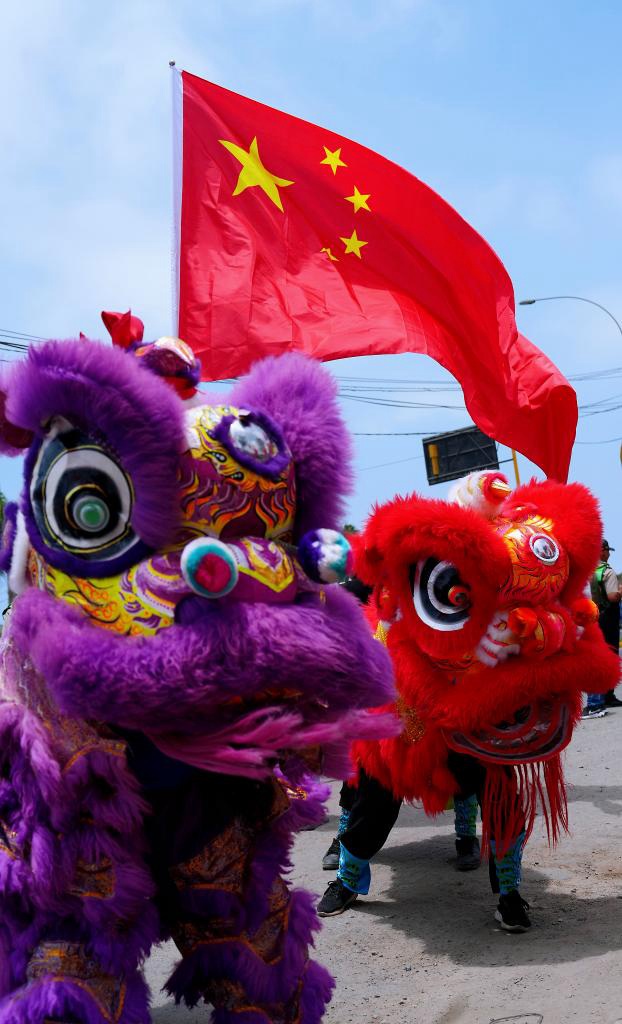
571;597;599;627
298;529;353;584
448;471;511;518
181;537;239;598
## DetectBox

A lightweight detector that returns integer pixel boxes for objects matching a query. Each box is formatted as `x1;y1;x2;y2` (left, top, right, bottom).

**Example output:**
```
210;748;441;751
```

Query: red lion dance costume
320;470;620;929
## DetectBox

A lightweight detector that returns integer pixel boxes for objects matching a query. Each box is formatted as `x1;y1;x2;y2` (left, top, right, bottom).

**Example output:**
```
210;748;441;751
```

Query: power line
354;430;429;436
0;327;620;425
0;327;46;342
341;394;465;410
0;340;29;353
360;453;426;471
338;366;622;385
359;453;515;473
580;404;622;418
575;436;622;445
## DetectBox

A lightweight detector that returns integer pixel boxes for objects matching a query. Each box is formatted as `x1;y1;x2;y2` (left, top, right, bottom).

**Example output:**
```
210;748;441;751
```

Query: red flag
174;70;577;481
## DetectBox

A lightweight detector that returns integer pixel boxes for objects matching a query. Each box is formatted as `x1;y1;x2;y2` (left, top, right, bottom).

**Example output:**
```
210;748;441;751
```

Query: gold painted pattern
396;697;426;743
68;857;116;900
373;620;389;646
495;515;569;604
0;818;19;860
172;878;292;967
29;549;173;637
182;404;295;540
238;538;296;592
26;942;126;1023
170;819;252;895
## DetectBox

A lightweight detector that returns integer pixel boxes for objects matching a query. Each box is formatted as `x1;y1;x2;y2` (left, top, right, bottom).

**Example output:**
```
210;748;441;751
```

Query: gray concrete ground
146;694;622;1024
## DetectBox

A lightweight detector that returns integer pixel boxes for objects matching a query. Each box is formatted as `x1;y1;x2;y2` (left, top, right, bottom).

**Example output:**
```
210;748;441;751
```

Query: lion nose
180;537;239;598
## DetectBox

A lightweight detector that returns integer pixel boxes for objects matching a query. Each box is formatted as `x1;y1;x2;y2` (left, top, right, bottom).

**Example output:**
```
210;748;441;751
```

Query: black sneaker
322;836;341;870
581;706;607;719
494;890;531;932
604;692;622;708
317;878;358;917
455;835;481;871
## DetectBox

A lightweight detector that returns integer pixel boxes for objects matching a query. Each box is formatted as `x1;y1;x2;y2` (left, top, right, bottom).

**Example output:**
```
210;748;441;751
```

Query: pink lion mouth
445;700;572;764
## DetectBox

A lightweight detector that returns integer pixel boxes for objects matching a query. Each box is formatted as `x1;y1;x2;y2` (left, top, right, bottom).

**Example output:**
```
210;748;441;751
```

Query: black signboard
423;426;499;485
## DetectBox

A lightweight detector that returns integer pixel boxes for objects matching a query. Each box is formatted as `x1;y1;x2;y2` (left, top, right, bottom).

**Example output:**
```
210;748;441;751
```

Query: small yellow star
320;146;347;175
320;247;339;262
219;136;293;211
345;187;371;213
340;229;368;258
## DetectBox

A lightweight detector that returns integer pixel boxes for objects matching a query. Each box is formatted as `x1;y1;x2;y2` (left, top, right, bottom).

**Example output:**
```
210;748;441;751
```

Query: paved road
146;691;622;1024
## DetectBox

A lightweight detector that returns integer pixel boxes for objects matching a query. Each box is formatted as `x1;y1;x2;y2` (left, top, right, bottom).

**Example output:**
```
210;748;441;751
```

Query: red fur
353;476;620;851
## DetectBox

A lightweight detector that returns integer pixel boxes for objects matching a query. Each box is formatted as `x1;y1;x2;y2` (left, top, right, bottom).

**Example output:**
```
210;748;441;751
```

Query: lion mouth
445;700;572;764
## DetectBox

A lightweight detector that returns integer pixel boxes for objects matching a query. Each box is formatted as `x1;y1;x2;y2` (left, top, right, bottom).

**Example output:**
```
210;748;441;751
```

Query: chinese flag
174;70;577;481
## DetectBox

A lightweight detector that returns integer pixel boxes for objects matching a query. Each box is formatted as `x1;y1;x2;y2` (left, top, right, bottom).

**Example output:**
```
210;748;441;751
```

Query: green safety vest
590;562;612;612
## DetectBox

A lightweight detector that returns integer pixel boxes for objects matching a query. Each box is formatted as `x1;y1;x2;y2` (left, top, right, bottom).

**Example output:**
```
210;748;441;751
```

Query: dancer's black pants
338;755;503;890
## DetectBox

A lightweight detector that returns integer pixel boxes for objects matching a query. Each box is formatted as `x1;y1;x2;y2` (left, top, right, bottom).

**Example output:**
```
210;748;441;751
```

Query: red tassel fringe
481;755;568;858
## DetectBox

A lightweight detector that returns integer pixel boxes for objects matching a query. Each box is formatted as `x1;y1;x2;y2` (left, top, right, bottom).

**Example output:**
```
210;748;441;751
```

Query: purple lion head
0;333;395;774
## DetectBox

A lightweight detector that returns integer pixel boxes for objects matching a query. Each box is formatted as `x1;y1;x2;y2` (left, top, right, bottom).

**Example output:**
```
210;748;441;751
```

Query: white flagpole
170;61;183;337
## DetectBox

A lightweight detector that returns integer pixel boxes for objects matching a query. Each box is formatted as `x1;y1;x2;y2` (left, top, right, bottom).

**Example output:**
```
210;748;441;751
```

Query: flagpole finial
169;60;176;67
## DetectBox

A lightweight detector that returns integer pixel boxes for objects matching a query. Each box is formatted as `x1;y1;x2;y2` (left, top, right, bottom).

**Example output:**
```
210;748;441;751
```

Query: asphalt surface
146;686;622;1024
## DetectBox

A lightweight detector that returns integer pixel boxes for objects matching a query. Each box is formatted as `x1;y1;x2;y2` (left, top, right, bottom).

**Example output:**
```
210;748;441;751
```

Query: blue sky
1;0;621;607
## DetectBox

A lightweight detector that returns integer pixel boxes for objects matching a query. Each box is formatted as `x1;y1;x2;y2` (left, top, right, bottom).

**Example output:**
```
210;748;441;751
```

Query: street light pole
518;295;622;339
519;292;622;480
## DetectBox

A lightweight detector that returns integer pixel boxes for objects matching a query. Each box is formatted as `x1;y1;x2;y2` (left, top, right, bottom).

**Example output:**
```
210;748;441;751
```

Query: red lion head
353;471;620;848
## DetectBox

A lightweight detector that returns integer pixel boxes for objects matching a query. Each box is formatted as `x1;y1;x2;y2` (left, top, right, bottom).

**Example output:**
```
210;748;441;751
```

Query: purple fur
5;339;185;551
166;888;323;1008
0;971;150;1024
232;354;353;538
11;588;393;742
0;631;159;976
297;530;324;580
300;960;336;1024
209;959;334;1024
164;769;328;1012
211;1011;272;1023
1;340;398;1022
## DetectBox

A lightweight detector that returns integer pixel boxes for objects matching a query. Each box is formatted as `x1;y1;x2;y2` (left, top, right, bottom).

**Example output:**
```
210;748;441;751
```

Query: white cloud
0;1;218;338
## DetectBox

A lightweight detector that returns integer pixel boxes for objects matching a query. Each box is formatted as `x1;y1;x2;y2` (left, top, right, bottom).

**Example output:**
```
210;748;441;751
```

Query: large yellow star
340;229;368;258
320;146;347;175
219;136;293;212
345;186;371;213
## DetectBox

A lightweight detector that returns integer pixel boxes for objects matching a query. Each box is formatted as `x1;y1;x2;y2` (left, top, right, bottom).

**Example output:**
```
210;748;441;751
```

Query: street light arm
518;295;622;338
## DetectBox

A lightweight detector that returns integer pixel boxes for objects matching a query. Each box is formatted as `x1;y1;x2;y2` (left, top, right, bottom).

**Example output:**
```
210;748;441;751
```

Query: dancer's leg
166;777;333;1024
318;770;402;914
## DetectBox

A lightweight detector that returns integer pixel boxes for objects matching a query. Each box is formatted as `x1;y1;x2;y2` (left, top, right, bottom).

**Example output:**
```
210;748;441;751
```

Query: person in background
582;539;621;719
327;576;483;875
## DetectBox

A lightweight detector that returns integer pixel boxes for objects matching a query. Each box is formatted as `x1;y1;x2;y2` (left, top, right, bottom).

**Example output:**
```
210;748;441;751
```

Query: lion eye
228;417;277;462
412;558;471;631
529;533;559;564
28;422;144;570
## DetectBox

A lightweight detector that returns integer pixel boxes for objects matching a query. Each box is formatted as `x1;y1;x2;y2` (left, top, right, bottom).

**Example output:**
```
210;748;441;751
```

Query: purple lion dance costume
0;319;394;1024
